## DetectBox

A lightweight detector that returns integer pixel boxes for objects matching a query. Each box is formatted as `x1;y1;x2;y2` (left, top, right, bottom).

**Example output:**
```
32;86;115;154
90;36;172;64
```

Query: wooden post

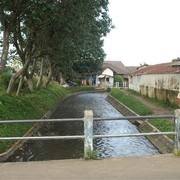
84;110;93;158
174;109;180;150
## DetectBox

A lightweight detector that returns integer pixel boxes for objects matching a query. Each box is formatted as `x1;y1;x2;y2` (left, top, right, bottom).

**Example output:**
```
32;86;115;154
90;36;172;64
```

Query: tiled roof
102;61;128;75
126;66;138;74
132;61;180;75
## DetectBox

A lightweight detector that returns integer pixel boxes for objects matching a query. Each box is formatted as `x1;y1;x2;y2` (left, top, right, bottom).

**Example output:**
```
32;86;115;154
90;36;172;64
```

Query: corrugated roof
102;61;128;75
132;61;180;75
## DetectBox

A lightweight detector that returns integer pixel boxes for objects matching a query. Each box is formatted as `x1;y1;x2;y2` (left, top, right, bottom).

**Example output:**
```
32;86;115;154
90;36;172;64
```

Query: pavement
1;154;180;180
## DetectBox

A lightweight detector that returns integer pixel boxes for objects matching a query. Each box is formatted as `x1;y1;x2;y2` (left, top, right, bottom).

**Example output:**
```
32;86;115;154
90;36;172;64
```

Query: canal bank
106;94;174;154
2;89;172;162
0;89;99;162
5;92;159;162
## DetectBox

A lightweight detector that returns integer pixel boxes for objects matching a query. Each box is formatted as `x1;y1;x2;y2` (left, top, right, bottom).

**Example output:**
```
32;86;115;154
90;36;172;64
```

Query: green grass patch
110;88;175;140
0;83;94;153
66;86;95;93
128;89;177;110
149;119;174;139
110;88;153;115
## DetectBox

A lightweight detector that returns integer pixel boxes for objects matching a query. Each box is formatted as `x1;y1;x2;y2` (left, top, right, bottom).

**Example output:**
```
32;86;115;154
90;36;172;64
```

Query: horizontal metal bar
0;135;85;141
0;118;84;124
94;114;175;121
0;115;174;124
0;132;175;141
93;132;176;138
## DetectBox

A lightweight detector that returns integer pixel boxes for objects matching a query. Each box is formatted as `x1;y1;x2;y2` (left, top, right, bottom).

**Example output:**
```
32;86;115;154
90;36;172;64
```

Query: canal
12;93;159;161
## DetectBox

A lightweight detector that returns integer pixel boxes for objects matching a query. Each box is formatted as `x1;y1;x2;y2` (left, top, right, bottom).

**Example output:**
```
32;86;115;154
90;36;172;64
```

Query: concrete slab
1;154;180;180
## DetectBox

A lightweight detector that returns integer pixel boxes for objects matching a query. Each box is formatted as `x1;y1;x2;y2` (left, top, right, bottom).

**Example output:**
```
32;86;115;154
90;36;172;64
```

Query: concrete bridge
1;154;180;180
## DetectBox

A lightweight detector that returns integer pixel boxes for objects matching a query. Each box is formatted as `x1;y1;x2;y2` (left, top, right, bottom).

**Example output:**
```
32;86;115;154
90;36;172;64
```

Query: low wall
140;86;178;106
106;95;174;154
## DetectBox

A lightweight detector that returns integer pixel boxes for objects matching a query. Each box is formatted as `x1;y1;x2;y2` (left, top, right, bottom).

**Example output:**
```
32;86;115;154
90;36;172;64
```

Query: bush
0;73;11;88
114;75;123;83
74;79;82;86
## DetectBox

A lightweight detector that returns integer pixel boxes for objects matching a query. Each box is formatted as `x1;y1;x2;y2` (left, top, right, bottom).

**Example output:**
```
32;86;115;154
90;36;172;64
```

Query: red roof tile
132;61;180;75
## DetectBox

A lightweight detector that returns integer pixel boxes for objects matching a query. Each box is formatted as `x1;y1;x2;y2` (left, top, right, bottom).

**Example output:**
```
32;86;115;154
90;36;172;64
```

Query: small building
129;60;180;105
97;61;130;87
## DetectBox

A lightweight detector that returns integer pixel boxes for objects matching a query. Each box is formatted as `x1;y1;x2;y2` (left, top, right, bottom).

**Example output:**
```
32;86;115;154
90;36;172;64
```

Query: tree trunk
16;75;24;96
7;59;30;94
0;29;10;74
36;58;44;89
27;78;34;92
25;59;37;92
60;71;65;85
43;61;53;88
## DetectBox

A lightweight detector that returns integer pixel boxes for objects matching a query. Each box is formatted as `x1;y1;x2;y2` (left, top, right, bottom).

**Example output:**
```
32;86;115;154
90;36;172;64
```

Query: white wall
102;68;114;77
129;74;180;91
129;73;180;104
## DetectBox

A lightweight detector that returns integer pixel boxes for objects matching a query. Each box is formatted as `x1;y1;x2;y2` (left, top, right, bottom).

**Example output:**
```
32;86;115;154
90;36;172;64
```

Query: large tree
0;0;113;95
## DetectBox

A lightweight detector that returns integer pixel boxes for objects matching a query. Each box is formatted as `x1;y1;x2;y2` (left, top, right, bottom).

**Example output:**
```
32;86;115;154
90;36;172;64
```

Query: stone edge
106;94;174;154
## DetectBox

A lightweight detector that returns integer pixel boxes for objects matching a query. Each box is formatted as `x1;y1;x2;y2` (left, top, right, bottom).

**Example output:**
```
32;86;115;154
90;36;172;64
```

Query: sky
103;0;180;66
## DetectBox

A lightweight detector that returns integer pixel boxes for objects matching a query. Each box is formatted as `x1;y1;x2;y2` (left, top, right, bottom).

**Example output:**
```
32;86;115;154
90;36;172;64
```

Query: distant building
97;61;137;87
129;60;180;105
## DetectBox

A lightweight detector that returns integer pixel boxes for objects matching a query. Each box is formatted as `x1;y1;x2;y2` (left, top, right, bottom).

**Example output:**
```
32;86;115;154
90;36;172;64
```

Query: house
97;61;135;87
129;60;180;105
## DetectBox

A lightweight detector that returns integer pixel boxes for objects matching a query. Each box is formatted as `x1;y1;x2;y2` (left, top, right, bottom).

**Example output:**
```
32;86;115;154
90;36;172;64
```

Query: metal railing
0;109;180;158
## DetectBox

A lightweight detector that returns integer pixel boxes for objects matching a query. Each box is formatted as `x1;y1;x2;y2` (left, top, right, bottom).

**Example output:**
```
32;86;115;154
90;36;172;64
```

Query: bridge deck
1;154;180;180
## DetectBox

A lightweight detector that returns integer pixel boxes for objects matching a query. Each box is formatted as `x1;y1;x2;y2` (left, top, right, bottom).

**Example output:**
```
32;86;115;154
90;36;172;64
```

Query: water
13;93;159;161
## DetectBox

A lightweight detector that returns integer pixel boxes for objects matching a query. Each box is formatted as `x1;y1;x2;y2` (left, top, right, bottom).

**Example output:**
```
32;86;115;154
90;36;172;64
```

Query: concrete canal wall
0;91;173;161
106;95;174;154
0;90;103;162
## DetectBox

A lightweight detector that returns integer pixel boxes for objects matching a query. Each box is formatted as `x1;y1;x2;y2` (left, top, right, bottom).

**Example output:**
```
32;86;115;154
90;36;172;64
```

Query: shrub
114;75;123;83
0;73;11;88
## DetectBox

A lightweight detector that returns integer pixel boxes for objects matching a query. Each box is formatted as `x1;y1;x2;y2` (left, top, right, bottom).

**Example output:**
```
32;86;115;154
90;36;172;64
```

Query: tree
0;0;28;74
0;0;113;95
114;75;123;83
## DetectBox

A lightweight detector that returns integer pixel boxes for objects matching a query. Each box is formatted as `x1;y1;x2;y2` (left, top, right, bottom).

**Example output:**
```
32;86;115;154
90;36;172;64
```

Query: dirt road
120;89;174;115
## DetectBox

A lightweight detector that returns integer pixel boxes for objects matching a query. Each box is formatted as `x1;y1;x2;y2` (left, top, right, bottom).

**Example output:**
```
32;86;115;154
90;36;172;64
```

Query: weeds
174;149;180;157
84;147;99;160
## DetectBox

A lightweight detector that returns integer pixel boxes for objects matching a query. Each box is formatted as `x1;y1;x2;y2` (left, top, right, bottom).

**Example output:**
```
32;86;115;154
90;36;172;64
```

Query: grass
110;88;175;140
174;149;180;157
0;83;94;153
128;89;177;110
110;88;153;115
84;147;99;160
149;119;174;139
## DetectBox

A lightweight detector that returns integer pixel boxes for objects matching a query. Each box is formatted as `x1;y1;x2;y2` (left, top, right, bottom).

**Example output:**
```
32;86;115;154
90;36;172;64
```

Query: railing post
84;110;93;158
174;109;180;150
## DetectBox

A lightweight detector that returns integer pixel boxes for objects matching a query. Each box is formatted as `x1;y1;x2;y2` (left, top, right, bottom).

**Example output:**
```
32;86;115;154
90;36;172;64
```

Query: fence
0;109;180;158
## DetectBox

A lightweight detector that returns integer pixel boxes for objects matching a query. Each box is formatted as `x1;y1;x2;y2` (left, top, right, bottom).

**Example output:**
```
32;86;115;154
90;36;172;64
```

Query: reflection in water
20;93;159;161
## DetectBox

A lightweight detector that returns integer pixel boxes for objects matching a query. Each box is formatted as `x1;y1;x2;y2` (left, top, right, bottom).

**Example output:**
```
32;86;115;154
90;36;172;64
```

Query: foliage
149;119;174;139
128;89;176;109
0;0;113;94
0;83;94;153
74;79;82;86
174;149;180;157
0;73;11;88
67;86;95;93
110;88;153;115
114;75;123;83
84;147;99;160
111;88;175;140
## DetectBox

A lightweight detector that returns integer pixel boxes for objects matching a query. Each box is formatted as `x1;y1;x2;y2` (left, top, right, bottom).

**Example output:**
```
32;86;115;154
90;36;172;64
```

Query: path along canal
11;93;159;161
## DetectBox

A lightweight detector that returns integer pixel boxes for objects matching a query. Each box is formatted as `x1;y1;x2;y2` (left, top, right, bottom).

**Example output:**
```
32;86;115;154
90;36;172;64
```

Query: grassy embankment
0;83;94;153
110;88;174;139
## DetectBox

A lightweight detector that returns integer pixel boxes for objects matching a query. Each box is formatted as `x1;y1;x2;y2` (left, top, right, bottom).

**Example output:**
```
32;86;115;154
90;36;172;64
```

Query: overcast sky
103;0;180;66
